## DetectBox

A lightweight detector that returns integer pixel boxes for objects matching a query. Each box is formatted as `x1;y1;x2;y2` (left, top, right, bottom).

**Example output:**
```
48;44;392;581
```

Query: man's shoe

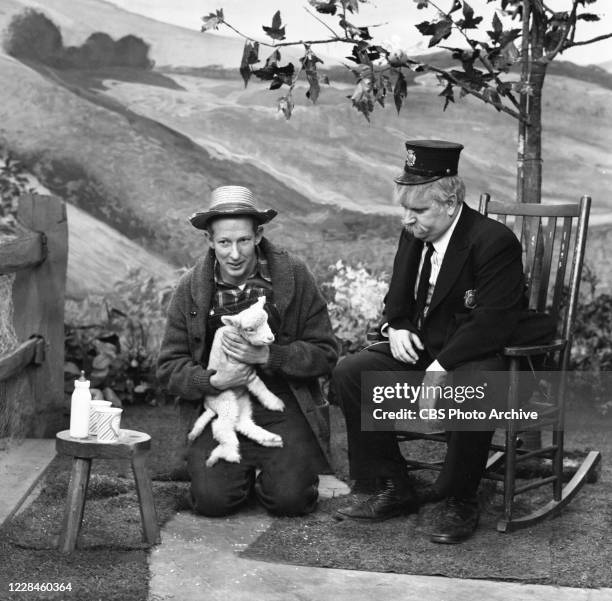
350;478;383;494
335;478;418;522
429;496;479;544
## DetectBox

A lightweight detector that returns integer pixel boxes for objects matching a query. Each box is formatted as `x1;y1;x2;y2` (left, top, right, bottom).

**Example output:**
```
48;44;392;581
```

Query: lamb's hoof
187;431;198;443
266;398;285;412
260;434;283;448
206;450;241;467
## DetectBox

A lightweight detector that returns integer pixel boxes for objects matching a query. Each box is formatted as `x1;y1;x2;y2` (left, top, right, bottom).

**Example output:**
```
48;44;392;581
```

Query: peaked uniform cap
394;139;464;185
189;185;277;230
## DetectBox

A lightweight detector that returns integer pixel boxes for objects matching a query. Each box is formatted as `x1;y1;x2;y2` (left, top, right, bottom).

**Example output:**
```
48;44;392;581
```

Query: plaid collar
213;245;271;287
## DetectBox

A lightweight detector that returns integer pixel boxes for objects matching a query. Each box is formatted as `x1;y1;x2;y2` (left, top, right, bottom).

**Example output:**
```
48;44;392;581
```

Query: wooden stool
55;429;161;553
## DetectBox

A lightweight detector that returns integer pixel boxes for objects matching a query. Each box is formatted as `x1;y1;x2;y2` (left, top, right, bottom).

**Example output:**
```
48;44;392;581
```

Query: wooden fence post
11;194;68;437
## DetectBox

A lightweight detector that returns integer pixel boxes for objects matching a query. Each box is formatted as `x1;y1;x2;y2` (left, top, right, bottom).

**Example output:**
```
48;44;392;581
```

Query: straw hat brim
189;208;277;230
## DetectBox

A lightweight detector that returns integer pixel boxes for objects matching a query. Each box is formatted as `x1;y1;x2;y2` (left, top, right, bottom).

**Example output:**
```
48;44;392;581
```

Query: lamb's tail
187;408;217;442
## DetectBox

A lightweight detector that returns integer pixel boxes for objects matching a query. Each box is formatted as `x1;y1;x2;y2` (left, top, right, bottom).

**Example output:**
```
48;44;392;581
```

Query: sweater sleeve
265;261;339;378
156;276;219;401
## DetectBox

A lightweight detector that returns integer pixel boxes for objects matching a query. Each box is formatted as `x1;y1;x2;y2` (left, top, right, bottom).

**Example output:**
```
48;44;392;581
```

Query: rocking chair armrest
503;338;566;357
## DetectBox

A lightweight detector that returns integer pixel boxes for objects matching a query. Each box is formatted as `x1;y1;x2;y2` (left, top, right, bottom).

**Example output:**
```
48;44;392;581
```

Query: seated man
157;185;338;517
333;140;552;543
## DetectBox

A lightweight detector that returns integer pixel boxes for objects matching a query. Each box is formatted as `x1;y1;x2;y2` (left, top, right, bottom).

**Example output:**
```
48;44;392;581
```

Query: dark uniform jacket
385;203;554;370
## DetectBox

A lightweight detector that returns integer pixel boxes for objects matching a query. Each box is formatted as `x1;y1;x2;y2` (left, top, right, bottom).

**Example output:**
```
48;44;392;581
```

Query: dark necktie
414;242;434;325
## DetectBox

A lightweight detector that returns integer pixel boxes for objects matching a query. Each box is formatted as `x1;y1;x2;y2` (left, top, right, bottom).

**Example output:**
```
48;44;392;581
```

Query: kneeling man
157;185;337;517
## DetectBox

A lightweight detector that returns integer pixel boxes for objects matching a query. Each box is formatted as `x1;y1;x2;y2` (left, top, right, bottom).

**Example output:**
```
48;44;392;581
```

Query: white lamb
187;296;285;467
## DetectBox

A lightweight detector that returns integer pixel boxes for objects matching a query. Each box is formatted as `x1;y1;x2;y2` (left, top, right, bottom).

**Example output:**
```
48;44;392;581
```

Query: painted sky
110;0;612;65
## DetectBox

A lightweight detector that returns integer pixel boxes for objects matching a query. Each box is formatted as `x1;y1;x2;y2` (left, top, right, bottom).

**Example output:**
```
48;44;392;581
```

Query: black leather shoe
350;478;383;494
429;496;479;544
335;478;419;522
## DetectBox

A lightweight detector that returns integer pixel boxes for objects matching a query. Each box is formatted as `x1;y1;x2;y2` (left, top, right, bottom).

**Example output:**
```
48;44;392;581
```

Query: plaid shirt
210;247;273;316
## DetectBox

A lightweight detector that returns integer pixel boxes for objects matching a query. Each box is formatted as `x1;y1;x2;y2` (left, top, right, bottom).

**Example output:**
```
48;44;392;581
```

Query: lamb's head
221;296;274;346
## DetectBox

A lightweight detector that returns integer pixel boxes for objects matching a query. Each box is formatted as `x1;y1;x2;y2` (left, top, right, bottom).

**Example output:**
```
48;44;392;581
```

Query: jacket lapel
385;232;423;323
426;204;478;317
262;238;294;320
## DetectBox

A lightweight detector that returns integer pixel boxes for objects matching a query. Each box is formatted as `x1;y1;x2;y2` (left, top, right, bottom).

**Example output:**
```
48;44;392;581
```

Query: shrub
2;8;63;62
568;266;612;414
114;35;154;69
324;260;388;354
0;143;35;230
83;32;115;68
64;269;181;405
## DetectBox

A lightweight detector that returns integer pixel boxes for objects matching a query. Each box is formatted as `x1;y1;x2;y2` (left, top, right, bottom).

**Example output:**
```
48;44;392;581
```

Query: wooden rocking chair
397;194;601;532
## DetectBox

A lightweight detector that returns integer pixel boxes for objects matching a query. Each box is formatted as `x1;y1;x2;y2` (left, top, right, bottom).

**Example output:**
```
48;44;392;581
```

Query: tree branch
425;65;528;122
542;0;578;62
221;19;354;49
304;6;340;39
564;32;612;49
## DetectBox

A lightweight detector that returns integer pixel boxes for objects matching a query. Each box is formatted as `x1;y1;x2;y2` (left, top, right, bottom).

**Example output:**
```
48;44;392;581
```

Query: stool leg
59;457;91;553
132;451;160;545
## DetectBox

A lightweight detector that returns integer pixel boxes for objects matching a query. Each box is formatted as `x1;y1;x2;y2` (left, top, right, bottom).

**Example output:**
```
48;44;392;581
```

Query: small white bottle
69;370;91;439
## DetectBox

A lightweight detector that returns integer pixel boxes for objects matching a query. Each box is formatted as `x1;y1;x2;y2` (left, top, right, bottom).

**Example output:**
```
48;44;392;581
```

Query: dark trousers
332;344;505;499
187;386;320;517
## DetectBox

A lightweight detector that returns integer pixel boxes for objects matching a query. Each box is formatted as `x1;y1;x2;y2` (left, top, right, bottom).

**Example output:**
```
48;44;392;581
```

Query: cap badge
406;149;417;167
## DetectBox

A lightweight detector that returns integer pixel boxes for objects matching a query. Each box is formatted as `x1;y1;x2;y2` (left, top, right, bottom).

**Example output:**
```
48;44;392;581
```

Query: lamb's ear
221;315;236;327
257;296;266;307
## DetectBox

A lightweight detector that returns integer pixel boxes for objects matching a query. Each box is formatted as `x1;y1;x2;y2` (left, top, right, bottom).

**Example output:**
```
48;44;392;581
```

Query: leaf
414;0;429;7
483;87;503;111
438;82;455;111
339;18;372;40
306;71;321;103
416;17;452;47
393;71;407;113
253;58;295;89
457;1;483;29
577;13;600;21
239;40;259;87
341;0;360;13
488;12;503;42
348;77;374;121
201;8;224;32
308;0;338;14
262;10;286;40
278;94;294;119
300;45;323;71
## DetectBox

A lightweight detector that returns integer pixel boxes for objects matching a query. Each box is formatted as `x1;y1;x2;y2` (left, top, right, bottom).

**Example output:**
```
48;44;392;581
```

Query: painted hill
0;0;313;69
0;0;610;291
66;202;176;299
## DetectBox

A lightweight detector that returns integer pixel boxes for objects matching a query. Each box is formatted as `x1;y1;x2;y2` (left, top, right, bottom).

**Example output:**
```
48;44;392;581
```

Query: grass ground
0;398;608;598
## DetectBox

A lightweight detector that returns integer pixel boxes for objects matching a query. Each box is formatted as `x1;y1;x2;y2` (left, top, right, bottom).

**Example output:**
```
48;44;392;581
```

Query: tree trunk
516;2;547;452
517;61;546;204
516;3;547;205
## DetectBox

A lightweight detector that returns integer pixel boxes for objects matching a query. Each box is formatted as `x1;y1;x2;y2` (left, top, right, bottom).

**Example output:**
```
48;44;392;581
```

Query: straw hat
189;186;277;230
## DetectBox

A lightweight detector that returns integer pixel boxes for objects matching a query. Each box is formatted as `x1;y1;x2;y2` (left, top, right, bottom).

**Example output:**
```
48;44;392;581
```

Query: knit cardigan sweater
156;238;339;470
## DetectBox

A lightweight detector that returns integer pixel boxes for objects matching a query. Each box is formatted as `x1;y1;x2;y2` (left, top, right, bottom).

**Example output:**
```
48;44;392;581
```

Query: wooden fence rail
0;194;67;438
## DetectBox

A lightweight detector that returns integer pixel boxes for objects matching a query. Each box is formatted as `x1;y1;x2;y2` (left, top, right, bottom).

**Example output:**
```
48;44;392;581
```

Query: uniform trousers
333;344;506;499
187;380;320;517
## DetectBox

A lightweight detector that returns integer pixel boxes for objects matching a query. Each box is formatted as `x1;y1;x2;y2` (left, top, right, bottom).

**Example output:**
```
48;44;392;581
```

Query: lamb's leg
247;375;285;411
206;416;242;466
235;394;283;448
187;408;216;442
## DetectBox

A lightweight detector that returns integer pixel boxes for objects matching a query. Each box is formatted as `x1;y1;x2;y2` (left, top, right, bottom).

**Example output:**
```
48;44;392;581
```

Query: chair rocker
396;193;601;532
